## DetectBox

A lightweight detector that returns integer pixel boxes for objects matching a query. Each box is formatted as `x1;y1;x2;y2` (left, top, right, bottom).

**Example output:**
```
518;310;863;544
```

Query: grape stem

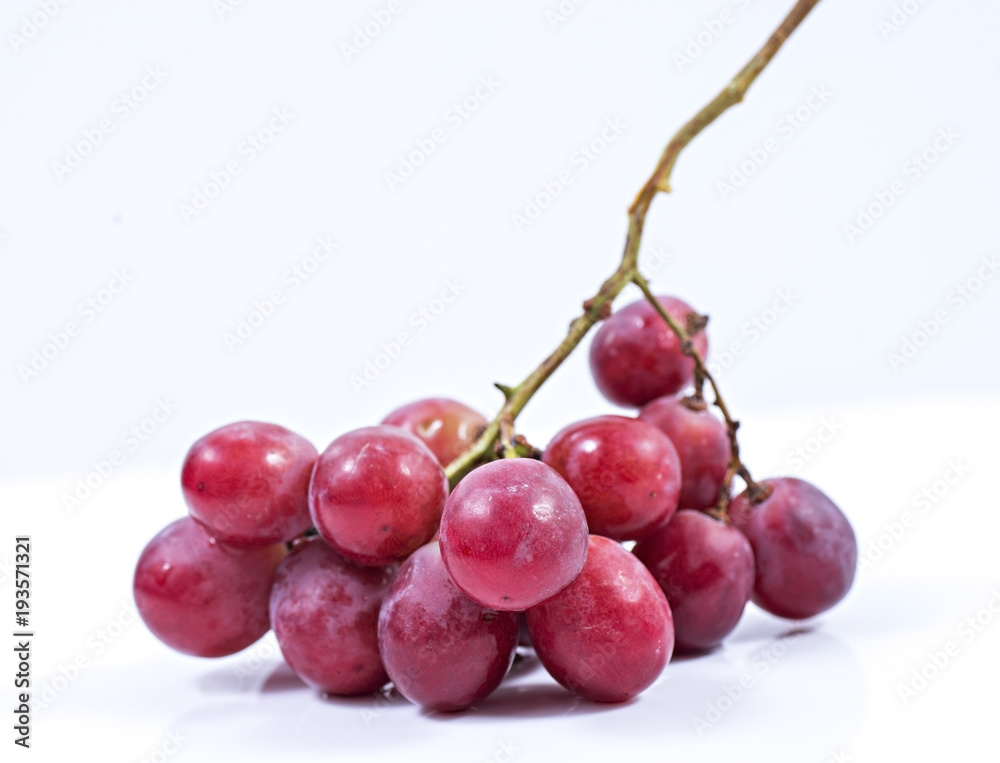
444;0;824;490
631;276;770;516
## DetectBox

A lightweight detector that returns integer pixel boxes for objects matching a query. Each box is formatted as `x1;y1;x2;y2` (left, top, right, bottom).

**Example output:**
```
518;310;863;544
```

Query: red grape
269;537;393;695
377;542;518;712
309;426;448;567
439;458;588;610
381;397;488;467
633;510;754;652
181;421;317;547
542;415;681;541
729;477;857;620
639;396;729;511
133;517;286;657
525;535;673;702
589;295;708;407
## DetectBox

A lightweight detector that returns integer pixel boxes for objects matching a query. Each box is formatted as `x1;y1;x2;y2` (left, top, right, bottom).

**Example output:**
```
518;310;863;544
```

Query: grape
542;415;681;541
525;535;673;703
309;426;448;567
381;397;488;467
377;542;518;712
639;396;729;511
269;537;393;695
729;477;857;620
133;517;286;657
181;421;317;547
589;295;708;408
633;510;754;652
438;458;588;610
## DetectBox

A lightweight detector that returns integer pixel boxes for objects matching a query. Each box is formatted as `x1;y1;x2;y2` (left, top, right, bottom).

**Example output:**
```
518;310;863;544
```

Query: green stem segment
443;0;823;490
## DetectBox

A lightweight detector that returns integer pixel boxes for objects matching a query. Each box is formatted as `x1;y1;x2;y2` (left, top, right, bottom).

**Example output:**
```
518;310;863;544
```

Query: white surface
2;0;999;761
4;394;999;762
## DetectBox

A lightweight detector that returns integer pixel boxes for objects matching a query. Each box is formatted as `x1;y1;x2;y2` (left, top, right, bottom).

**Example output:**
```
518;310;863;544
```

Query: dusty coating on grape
730;477;858;620
526;534;674;702
133;517;286;657
438;458;589;611
269;537;393;695
634;509;754;651
308;425;449;567
377;542;518;712
639;396;730;512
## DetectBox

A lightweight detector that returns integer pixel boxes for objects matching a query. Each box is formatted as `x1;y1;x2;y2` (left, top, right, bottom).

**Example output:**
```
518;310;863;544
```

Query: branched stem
631;276;769;516
444;0;823;490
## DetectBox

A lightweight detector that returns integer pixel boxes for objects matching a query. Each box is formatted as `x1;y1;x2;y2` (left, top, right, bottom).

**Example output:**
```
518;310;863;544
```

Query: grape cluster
133;293;857;710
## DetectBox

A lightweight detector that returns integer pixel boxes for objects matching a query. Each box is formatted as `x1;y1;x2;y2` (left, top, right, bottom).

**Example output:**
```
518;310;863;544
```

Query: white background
1;0;998;761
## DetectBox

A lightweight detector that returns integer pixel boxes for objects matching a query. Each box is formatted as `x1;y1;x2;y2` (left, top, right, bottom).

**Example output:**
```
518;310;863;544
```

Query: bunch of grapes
133;293;858;711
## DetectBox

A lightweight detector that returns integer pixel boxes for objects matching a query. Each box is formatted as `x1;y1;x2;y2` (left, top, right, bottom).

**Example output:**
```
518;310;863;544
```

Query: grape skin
381;397;488;467
634;510;754;652
270;537;393;695
133;517;286;657
181;421;318;547
377;542;518;712
439;458;589;611
639;395;729;512
589;295;708;408
730;477;858;620
542;415;681;541
309;426;449;567
525;535;674;703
